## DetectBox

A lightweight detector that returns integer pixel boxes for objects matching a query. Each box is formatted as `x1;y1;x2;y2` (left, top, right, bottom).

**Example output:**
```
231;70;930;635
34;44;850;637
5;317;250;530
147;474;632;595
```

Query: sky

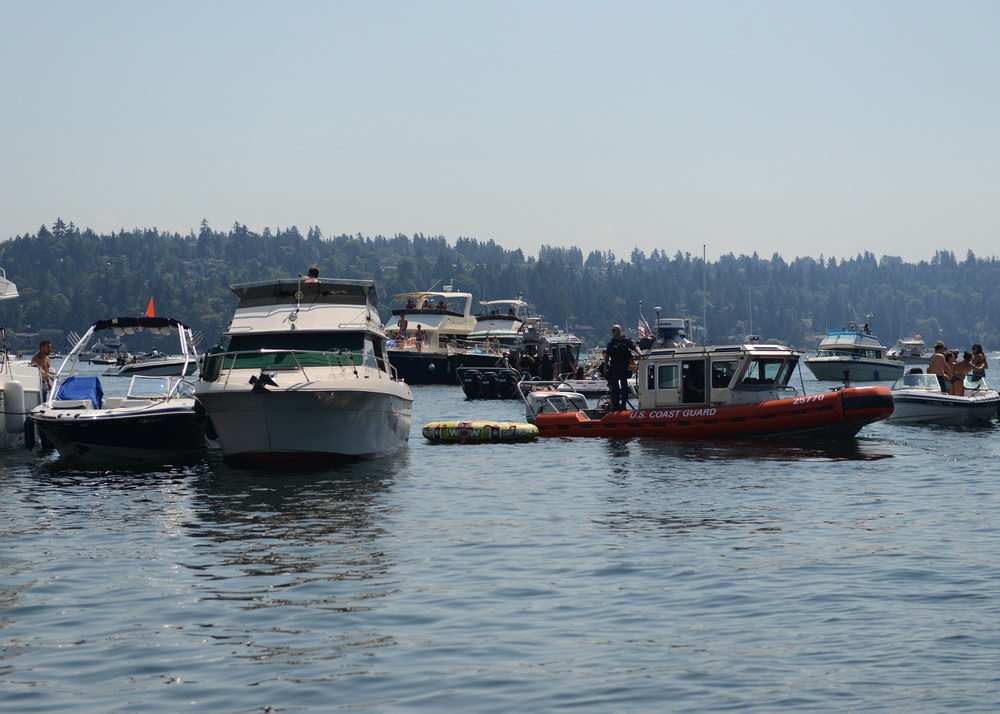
2;0;998;264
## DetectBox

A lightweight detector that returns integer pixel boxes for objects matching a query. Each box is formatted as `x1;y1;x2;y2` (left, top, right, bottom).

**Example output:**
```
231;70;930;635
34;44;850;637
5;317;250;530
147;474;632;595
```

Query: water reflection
184;458;406;615
608;435;896;463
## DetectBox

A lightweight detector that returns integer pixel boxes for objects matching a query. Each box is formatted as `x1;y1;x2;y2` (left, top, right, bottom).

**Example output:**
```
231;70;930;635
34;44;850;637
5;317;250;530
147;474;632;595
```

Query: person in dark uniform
603;324;642;410
539;348;557;380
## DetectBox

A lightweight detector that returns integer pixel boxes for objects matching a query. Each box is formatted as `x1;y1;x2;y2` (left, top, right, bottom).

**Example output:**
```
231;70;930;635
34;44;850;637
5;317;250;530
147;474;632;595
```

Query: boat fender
24;417;35;450
4;380;25;434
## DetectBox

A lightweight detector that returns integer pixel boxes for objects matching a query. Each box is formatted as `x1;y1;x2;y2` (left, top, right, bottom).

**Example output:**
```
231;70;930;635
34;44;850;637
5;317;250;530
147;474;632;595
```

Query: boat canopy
478;299;528;310
93;316;190;334
232;279;378;308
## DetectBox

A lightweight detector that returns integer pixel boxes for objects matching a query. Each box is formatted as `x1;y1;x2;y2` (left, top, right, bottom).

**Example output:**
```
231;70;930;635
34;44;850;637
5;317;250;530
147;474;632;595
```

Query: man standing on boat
605;324;641;410
31;339;54;395
927;340;950;393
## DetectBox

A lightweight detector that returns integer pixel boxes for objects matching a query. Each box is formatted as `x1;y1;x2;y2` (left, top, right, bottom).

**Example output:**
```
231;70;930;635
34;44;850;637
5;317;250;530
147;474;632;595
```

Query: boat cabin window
740;356;794;387
222;332;367;370
647;359;707;405
656;364;679;389
711;360;739;389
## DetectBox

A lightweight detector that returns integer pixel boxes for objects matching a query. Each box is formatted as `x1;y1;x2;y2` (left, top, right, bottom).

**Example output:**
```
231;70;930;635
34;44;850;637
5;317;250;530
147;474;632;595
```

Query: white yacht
195;277;413;466
382;288;477;384
804;323;904;382
887;337;927;364
0;268;46;450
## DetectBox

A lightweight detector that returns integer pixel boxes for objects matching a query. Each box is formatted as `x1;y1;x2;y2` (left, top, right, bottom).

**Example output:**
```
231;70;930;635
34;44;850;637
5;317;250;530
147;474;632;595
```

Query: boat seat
52;399;96;410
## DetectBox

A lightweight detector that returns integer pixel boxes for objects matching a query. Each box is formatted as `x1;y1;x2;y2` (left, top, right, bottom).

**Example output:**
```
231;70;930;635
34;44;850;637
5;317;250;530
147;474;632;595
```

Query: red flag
146;296;155;317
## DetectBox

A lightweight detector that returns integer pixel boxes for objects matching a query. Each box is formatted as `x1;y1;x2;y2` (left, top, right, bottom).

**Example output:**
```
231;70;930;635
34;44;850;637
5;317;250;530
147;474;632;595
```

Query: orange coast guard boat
523;320;893;441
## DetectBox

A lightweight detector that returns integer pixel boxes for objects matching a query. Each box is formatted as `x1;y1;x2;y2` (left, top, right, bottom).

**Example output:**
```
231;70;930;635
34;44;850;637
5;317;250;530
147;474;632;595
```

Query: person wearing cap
604;324;642;410
927;340;950;393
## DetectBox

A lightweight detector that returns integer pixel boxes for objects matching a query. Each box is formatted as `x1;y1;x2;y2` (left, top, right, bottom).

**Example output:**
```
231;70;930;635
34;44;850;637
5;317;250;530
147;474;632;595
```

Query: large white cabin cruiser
0;268;45;449
804;323;903;382
382;288;477;384
195;277;413;467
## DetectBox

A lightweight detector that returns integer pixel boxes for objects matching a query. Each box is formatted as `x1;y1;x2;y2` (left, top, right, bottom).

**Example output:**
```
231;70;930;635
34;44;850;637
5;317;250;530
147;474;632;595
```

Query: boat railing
453;338;509;354
816;348;872;358
201;348;399;385
386;336;430;351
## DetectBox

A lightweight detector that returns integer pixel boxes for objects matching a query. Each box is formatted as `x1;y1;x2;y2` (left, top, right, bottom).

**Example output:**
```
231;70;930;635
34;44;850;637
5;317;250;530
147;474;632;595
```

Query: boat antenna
702;245;708;343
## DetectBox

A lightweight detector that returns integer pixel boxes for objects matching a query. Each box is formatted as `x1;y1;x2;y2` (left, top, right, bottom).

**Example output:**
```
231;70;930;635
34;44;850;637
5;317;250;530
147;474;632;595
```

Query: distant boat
804;321;904;382
102;352;198;377
88;337;128;364
451;299;583;392
887;338;927;364
382;288;478;385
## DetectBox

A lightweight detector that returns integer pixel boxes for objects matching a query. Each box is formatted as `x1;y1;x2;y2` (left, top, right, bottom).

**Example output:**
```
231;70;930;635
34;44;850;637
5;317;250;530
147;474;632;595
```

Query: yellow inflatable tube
422;420;538;443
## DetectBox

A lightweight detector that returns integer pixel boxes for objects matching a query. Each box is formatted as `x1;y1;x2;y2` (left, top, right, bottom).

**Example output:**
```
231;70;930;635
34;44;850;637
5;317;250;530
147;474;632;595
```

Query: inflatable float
422;420;538;443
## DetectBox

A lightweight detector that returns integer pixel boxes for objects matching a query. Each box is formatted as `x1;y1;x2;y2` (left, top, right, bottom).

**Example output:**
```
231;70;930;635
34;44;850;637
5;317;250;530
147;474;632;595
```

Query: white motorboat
103;352;198;377
887;338;927;364
888;372;1000;426
382;287;478;384
0;268;46;450
804;322;904;382
451;302;583;392
195;277;413;467
29;316;210;461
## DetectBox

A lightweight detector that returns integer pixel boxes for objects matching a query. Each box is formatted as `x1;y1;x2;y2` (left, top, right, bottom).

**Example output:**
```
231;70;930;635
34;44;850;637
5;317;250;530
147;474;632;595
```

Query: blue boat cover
56;376;103;408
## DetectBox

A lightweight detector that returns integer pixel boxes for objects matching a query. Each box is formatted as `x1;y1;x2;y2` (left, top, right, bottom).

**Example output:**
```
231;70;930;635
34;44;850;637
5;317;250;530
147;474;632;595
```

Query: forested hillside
2;218;998;354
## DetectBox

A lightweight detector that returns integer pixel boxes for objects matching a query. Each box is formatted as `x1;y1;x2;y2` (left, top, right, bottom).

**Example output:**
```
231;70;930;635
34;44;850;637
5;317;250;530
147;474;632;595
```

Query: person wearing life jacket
604;324;642;410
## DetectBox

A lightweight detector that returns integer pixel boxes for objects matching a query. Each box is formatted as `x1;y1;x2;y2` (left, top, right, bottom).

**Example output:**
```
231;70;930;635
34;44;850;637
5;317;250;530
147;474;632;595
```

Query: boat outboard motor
481;370;500;399
498;370;519;399
462;369;483;399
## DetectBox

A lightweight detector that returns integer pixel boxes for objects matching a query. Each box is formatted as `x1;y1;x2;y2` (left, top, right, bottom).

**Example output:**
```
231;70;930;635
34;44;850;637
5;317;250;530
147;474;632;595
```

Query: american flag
638;315;652;340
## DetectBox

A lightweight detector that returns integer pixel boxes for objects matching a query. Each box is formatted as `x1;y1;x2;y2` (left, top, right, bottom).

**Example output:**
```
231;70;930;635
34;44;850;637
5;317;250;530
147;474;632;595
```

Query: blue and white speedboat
804;323;903;382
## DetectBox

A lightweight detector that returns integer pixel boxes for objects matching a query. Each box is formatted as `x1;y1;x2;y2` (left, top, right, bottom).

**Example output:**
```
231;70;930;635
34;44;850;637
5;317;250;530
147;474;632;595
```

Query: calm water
3;371;1000;713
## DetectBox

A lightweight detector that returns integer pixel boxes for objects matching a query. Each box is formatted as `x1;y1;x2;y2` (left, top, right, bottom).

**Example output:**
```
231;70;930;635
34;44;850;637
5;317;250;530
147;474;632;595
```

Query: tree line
1;218;997;355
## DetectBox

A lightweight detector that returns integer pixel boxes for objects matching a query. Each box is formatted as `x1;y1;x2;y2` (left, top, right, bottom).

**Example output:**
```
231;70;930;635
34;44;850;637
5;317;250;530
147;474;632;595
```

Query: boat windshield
215;332;367;371
892;373;939;390
740;357;795;387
